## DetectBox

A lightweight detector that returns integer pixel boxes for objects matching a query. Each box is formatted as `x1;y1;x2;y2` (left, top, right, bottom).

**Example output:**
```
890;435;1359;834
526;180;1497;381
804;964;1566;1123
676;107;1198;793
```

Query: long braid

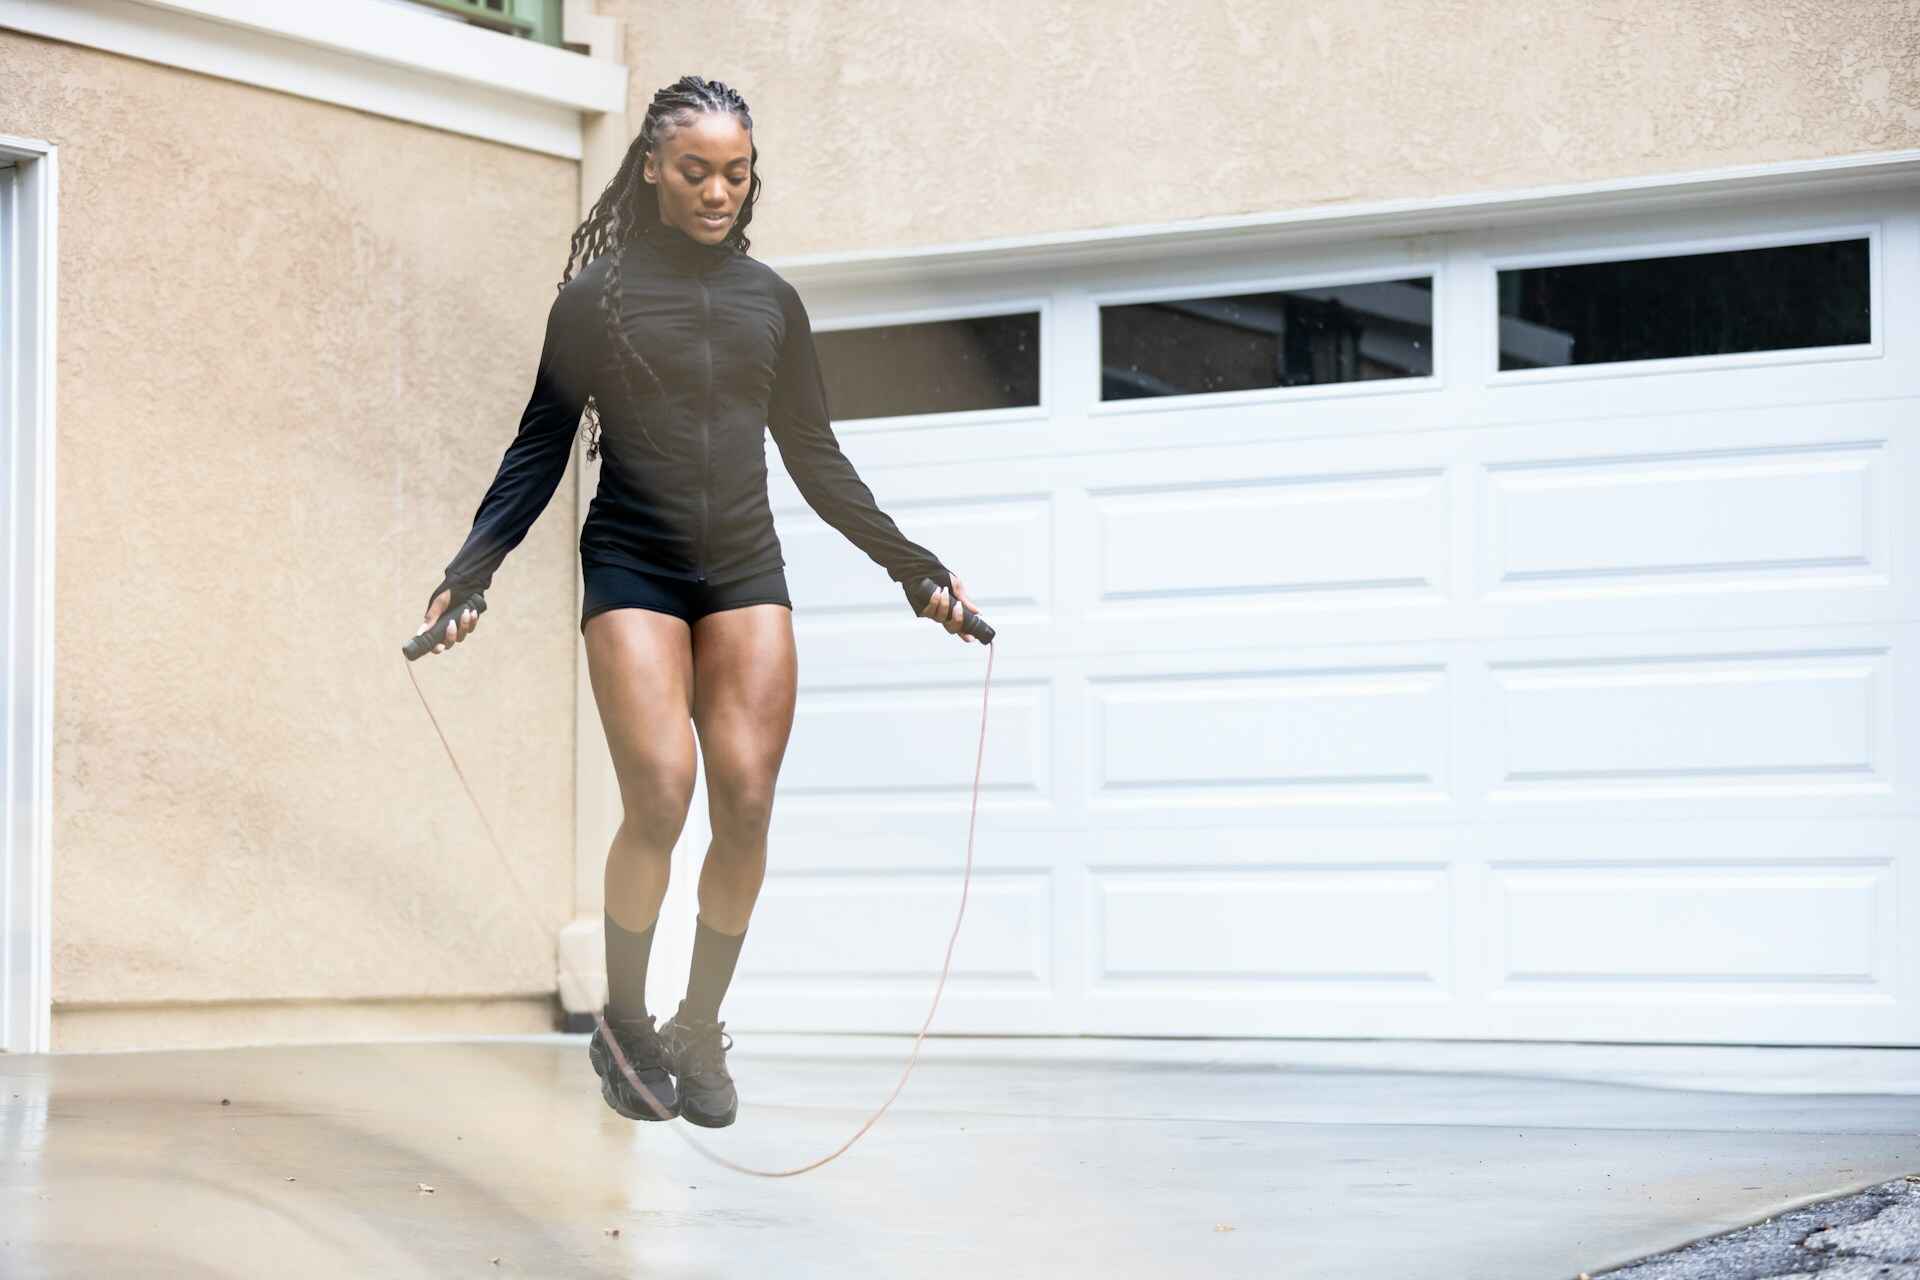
562;75;763;462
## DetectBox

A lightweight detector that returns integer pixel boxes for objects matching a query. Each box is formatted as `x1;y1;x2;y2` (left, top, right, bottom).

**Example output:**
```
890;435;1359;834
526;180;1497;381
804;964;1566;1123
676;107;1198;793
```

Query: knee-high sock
605;909;656;1023
683;917;747;1023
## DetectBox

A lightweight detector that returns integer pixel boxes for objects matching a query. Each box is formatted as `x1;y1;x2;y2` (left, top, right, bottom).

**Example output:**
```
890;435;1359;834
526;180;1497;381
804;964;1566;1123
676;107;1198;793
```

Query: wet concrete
2;1038;1916;1278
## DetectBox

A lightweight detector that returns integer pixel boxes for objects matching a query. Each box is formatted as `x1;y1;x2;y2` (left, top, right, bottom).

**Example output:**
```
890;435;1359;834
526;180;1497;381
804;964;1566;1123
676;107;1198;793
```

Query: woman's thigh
690;603;798;827
583;606;698;826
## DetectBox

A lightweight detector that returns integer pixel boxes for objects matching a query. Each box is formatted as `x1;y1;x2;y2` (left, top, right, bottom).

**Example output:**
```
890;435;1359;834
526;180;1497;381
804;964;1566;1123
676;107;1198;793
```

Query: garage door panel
776;673;1055;816
1473;816;1916;1044
1483;439;1883;595
1078;826;1467;1037
1488;860;1889;989
1086;663;1452;809
777;486;1055;634
1488;644;1890;800
745;869;1050;985
725;823;1082;1033
726;871;1060;1034
1087;864;1451;986
1472;401;1908;627
1074;436;1462;658
1475;621;1914;820
1090;465;1449;605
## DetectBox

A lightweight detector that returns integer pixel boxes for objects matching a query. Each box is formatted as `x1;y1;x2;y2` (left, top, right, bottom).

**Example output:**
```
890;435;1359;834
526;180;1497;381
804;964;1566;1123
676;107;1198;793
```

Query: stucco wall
0;31;585;1049
608;0;1920;255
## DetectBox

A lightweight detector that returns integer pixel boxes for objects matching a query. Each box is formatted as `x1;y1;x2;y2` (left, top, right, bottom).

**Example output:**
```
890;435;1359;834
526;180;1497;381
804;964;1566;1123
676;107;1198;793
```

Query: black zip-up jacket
429;216;952;615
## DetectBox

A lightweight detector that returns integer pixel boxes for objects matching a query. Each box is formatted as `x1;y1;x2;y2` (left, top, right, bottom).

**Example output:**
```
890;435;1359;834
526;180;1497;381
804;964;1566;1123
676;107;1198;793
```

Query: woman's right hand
918;574;982;643
416;588;481;655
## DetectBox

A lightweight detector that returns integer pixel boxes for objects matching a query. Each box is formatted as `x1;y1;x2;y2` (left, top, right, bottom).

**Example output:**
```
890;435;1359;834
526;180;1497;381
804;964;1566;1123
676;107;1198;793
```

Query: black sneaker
659;1002;737;1128
588;1010;679;1122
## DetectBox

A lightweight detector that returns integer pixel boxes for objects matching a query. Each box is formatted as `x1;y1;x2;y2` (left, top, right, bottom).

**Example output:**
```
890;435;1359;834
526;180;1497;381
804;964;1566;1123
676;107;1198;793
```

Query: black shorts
580;560;791;634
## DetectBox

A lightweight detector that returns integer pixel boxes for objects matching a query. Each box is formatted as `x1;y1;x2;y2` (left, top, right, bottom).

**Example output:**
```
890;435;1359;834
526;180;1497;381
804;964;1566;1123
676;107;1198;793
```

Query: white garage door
727;183;1919;1047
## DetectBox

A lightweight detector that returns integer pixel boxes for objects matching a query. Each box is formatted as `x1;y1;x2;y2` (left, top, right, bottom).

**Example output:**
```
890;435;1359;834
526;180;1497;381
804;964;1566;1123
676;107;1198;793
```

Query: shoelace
673;1019;733;1079
405;635;994;1178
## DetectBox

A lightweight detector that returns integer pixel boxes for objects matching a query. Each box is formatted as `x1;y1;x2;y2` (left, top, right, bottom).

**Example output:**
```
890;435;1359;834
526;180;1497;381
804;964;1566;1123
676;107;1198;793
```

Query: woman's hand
415;588;481;655
918;574;982;643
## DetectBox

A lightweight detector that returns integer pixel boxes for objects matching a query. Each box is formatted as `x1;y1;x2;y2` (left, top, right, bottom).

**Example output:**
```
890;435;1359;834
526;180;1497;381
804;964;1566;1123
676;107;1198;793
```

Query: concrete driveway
3;1037;1915;1278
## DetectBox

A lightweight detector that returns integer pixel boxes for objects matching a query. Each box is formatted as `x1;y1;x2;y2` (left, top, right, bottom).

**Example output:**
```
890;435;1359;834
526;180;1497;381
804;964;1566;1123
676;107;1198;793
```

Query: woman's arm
428;276;597;612
765;276;953;609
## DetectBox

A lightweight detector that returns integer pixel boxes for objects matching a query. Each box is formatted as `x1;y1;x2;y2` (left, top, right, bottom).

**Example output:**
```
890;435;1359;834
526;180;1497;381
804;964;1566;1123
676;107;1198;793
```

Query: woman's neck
642;214;735;262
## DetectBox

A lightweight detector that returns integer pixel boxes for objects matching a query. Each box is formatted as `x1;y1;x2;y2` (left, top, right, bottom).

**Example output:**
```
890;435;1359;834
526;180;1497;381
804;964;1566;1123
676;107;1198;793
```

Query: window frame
1484;220;1883;387
1085;261;1446;419
810;295;1055;437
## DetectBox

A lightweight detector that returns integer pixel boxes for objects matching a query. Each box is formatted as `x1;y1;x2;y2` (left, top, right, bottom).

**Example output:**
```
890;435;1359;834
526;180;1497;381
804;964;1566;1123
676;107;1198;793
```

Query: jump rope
402;576;995;1177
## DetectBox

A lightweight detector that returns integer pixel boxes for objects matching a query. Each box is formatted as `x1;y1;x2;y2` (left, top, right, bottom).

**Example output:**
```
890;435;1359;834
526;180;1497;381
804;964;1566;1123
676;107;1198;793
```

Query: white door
730;184;1920;1047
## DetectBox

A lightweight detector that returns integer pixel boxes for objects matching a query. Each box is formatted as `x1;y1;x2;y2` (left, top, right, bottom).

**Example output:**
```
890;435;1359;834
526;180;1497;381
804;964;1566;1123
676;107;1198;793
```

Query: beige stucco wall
0;31;585;1049
608;0;1920;255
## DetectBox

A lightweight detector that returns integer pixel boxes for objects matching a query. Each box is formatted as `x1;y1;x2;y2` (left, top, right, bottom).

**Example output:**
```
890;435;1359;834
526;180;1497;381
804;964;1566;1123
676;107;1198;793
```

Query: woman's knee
707;765;777;842
614;755;697;847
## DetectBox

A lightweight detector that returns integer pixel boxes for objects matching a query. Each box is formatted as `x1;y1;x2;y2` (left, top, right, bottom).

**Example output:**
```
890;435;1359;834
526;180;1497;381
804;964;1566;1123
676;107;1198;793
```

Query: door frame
2;133;58;1054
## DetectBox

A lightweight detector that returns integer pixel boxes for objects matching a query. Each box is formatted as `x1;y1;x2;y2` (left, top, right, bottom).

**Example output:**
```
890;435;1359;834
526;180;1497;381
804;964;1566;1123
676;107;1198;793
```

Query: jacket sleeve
765;277;952;611
429;277;595;611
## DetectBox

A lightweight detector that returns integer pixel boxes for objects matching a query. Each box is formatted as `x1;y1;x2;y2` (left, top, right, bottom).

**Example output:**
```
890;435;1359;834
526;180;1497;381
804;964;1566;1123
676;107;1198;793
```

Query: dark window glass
1100;277;1432;401
813;312;1040;421
1497;238;1869;371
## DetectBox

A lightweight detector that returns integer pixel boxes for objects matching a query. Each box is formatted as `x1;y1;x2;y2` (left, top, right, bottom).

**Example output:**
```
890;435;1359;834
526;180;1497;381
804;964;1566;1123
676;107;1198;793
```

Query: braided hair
560;75;763;462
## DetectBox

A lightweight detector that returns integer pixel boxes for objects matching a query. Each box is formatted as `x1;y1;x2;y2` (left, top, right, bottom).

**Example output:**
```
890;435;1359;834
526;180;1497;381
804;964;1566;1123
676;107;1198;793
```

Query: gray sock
605;908;656;1023
683;917;747;1023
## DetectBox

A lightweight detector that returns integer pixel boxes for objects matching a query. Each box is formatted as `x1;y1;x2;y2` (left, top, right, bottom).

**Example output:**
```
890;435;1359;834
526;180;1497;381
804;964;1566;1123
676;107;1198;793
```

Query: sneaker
588;1009;679;1122
659;1001;737;1128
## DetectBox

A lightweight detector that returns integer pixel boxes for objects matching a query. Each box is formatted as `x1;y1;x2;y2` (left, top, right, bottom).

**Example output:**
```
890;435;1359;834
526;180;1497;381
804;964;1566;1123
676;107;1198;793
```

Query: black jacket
430;217;951;614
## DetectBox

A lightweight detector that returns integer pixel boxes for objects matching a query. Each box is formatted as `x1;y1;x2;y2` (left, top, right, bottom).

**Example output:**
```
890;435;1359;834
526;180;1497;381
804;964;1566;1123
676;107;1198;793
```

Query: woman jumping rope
413;75;983;1128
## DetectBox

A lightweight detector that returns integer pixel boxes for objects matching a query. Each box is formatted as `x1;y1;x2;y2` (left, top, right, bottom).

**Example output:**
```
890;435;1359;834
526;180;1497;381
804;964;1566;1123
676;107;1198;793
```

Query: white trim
137;0;627;110
0;0;627;159
0;133;57;1055
765;147;1920;286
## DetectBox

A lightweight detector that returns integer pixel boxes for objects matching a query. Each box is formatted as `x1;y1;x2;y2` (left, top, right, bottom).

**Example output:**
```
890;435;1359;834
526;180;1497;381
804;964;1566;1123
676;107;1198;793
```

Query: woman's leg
658;600;795;1127
672;600;796;1028
583;606;698;1007
689;602;798;937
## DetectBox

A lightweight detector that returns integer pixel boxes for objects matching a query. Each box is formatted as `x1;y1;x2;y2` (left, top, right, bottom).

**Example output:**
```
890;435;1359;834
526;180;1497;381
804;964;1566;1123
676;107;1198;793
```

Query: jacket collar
635;215;738;273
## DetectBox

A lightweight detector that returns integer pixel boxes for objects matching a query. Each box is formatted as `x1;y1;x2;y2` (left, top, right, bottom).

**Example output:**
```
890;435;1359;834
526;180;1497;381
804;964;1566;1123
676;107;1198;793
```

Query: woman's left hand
920;574;982;643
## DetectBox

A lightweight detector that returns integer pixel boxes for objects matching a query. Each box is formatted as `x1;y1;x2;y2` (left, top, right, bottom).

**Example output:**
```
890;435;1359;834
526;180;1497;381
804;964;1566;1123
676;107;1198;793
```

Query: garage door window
1496;237;1870;371
815;310;1041;421
1099;276;1433;401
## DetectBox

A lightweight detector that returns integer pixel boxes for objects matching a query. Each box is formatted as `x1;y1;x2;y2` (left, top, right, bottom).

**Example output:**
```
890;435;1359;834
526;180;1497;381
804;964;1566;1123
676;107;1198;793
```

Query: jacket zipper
697;272;713;583
698;276;714;587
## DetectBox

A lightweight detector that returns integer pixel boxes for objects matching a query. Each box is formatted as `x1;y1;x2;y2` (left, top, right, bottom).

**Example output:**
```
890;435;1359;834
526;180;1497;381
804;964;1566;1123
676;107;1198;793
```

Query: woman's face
644;114;752;244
